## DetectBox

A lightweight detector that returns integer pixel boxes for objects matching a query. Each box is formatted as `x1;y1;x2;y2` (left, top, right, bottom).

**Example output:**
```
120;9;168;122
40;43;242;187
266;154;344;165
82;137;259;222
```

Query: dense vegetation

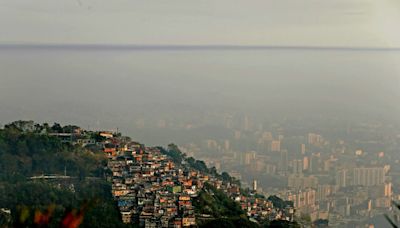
193;182;257;228
193;182;243;218
0;121;106;180
160;144;241;186
266;195;294;210
0;121;130;227
193;184;301;228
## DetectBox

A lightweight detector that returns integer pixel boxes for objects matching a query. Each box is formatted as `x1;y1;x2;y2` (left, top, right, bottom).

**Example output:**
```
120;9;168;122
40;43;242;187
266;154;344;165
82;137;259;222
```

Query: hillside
157;144;299;227
0;121;297;227
0;121;130;227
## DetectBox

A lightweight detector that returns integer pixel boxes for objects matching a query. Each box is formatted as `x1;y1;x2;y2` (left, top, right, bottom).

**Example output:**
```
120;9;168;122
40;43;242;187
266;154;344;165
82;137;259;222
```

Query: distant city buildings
144;113;398;226
352;167;385;187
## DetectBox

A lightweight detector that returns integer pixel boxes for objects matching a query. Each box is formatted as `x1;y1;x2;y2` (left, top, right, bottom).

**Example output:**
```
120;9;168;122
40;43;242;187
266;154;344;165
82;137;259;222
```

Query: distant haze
1;47;400;144
1;0;400;145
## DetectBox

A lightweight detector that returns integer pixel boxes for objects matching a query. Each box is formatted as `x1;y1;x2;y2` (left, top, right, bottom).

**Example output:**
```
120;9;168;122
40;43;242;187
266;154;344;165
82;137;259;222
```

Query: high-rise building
262;132;273;141
253;179;258;192
384;182;393;197
271;140;281;152
279;149;288;173
301;144;306;154
244;153;252;165
336;169;348;188
352;167;385;186
303;156;309;171
368;199;372;211
292;159;303;174
288;174;318;189
316;185;335;201
224;140;230;151
310;153;320;173
308;133;323;145
244;151;256;165
286;189;316;210
266;163;277;174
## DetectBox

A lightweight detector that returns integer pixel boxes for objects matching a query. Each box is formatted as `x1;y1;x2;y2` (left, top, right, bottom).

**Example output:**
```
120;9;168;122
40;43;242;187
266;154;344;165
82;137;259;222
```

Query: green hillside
0;121;130;227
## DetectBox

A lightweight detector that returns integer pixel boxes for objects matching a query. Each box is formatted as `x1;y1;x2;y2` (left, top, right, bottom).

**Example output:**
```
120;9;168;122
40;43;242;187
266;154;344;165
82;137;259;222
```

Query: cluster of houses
104;133;296;227
46;128;297;226
108;144;198;227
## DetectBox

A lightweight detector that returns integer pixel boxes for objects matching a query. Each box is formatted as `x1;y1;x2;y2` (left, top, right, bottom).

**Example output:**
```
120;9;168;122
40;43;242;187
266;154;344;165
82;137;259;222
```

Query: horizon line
1;43;400;52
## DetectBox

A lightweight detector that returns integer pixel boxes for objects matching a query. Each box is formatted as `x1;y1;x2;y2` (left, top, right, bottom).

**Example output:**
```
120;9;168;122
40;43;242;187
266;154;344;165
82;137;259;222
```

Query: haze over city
1;1;400;227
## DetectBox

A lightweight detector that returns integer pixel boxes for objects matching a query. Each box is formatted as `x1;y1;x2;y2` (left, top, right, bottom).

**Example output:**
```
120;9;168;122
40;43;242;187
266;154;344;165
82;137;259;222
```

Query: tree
221;172;232;182
193;182;244;218
51;123;63;133
5;120;34;132
62;125;81;134
267;195;292;209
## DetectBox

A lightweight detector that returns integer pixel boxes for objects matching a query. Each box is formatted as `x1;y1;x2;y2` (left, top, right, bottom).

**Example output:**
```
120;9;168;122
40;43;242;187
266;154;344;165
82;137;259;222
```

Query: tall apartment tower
279;149;289;173
301;144;306;154
292;159;303;174
253;179;258;192
271;140;281;152
385;182;393;197
335;169;347;188
308;133;323;145
303;156;309;171
353;167;385;186
309;153;320;173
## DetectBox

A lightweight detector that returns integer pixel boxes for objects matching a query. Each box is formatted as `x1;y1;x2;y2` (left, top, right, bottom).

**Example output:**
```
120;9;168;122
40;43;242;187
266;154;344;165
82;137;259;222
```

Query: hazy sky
1;0;400;47
1;1;400;145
